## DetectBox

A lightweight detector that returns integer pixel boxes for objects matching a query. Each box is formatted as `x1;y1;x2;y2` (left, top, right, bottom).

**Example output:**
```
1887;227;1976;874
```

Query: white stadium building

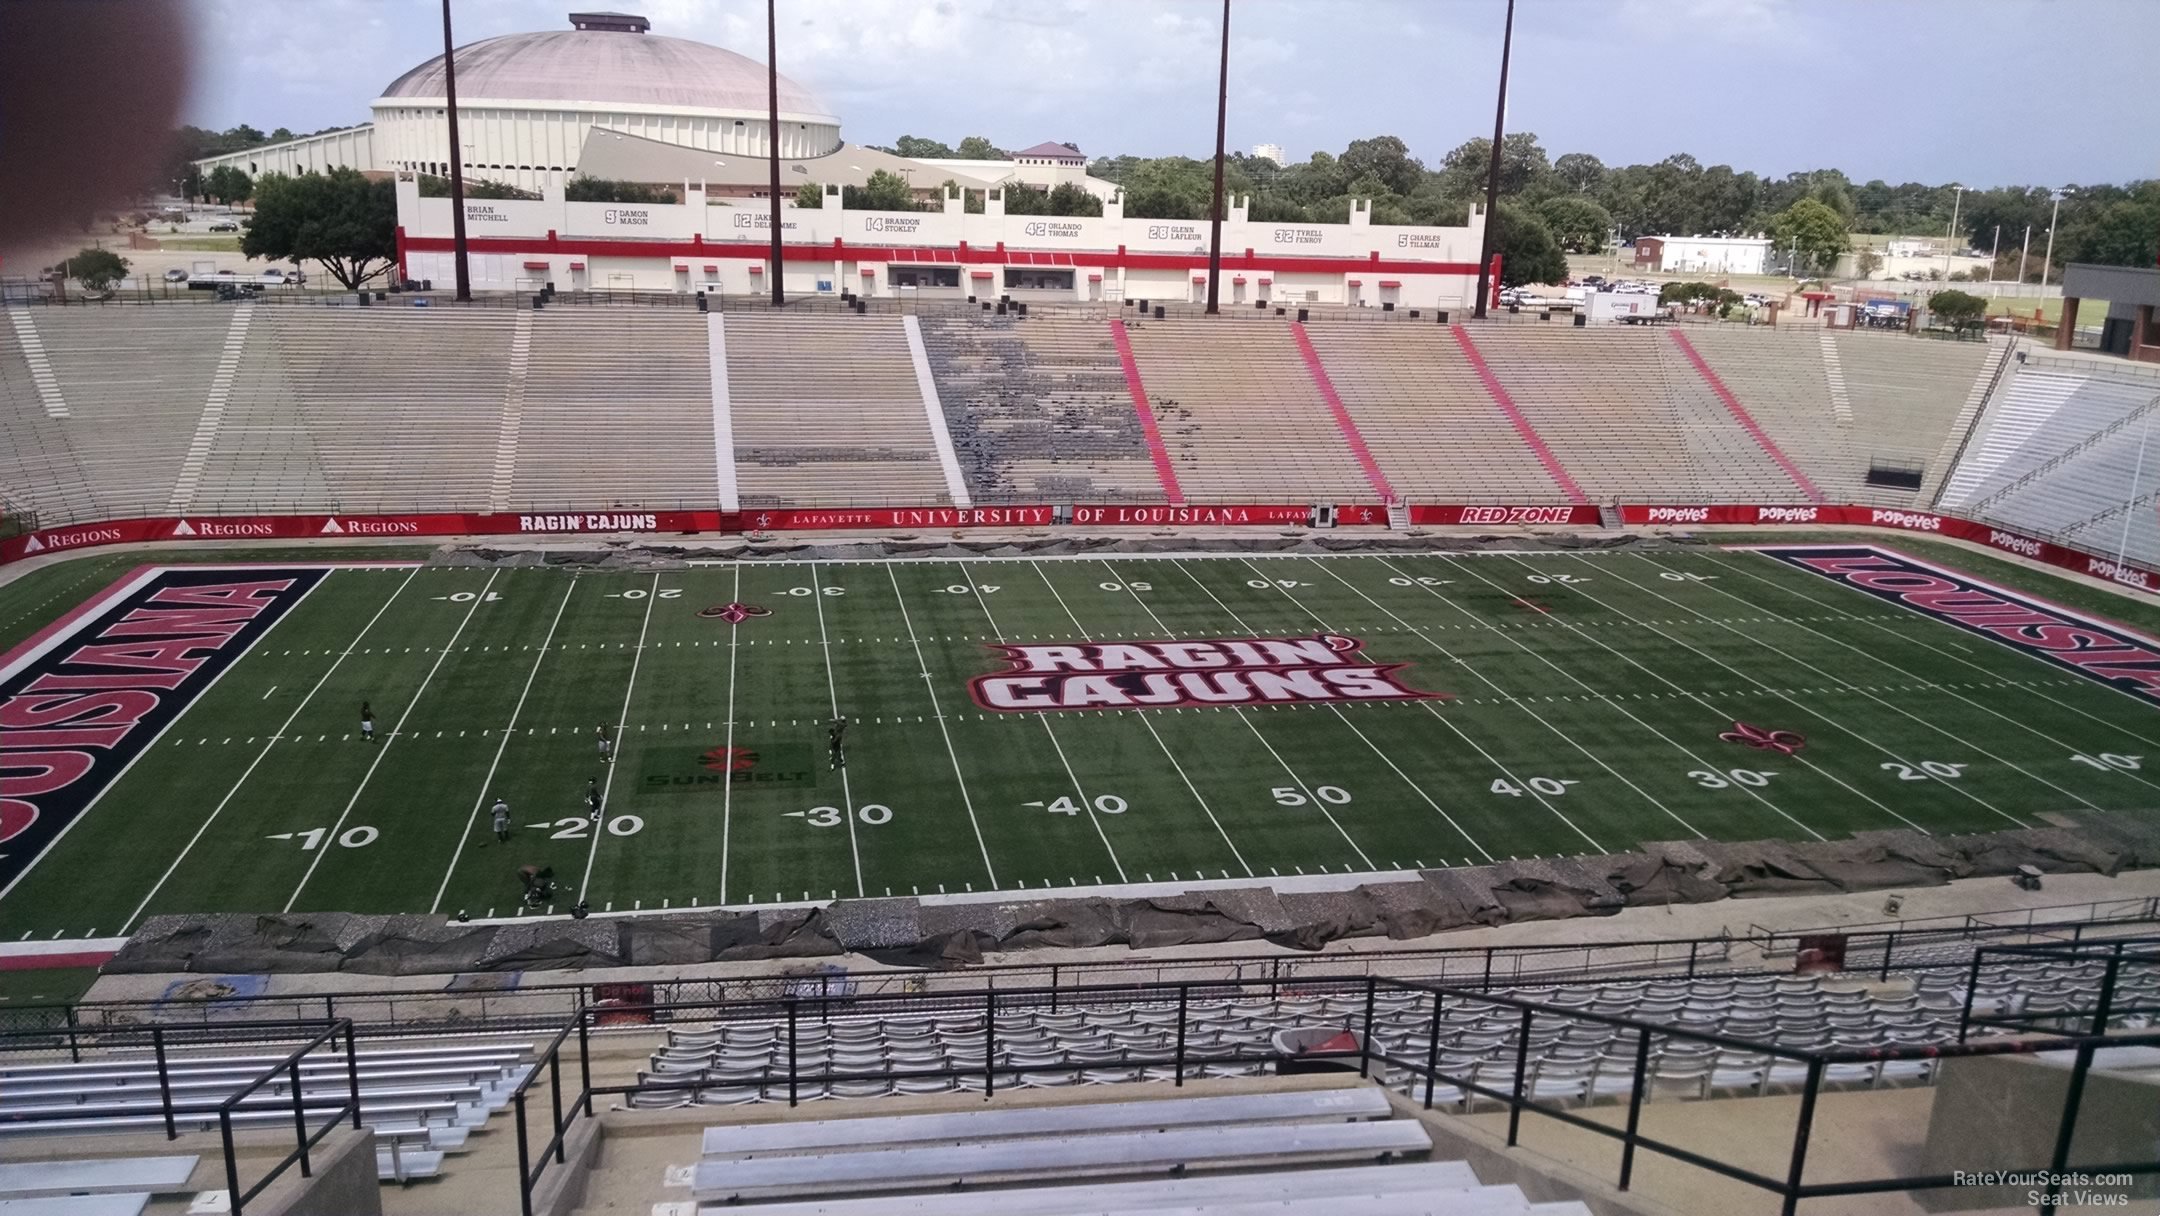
197;9;1492;309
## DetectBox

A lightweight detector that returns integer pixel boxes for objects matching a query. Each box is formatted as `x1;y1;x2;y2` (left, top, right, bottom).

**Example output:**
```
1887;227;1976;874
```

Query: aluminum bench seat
0;1196;150;1216
692;1120;1431;1202
701;1089;1391;1159
0;1156;197;1198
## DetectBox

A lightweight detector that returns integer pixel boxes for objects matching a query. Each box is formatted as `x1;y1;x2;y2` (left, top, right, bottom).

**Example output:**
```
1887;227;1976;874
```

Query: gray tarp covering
104;813;2157;976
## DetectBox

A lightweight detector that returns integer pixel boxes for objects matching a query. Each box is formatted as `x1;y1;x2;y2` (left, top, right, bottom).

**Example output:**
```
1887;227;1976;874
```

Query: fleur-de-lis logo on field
1720;721;1806;755
698;602;771;623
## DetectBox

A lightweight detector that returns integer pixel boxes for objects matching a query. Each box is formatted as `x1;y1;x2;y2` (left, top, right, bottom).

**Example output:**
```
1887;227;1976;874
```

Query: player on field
596;724;613;764
491;797;510;842
585;778;603;822
828;716;847;771
360;703;375;742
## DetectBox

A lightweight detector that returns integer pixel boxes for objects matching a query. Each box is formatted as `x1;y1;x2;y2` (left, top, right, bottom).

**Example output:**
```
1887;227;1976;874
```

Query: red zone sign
0;567;330;894
1758;546;2160;702
968;633;1448;713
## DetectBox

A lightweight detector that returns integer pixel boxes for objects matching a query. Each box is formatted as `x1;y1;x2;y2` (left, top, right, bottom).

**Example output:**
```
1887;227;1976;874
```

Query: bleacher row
0;1035;540;1187
628;958;2157;1110
0;304;2006;523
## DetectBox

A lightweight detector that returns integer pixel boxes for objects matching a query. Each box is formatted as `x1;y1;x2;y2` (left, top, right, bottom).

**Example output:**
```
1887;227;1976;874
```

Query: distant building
1252;143;1285;165
1887;239;1938;258
911;140;1121;203
1632;234;1772;276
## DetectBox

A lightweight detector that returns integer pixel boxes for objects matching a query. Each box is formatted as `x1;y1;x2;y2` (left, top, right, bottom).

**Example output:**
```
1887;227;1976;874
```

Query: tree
892;135;955;159
937;180;983;214
1001;184;1050;215
1536;195;1612;253
1854;248;1883;277
1339;135;1423;198
1493;201;1566;287
1928;288;1987;328
1553;152;1605;195
1047;182;1102;217
955;136;1005;160
242;168;396;290
1768;198;1849;275
204;165;253;207
564;177;677;204
180;165;205;202
68;247;129;292
794;181;823;208
2066;199;2160;268
269;127;295;144
842;169;917;212
417;175;536;200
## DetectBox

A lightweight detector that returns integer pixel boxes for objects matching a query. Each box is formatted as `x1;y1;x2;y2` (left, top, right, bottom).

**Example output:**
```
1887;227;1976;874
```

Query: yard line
809;563;864;898
1572;555;2041;827
960;573;1128;882
285;569;499;912
1114;559;1424;866
579;572;662;899
429;575;579;912
720;565;741;904
1698;549;2160;754
116;568;408;932
886;563;999;887
1250;556;1615;852
1037;561;1257;874
1622;553;2125;811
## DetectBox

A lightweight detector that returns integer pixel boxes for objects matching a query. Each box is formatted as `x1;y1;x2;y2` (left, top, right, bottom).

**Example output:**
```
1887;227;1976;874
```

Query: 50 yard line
284;569;500;912
579;572;660;900
719;565;742;904
429;574;578;913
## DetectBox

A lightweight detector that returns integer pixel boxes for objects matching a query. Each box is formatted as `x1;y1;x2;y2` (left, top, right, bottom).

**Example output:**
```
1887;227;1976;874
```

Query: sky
182;0;2158;189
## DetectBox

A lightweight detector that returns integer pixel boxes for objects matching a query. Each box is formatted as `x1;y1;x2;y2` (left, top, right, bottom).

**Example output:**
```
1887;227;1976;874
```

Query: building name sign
1146;224;1206;242
464;204;509;223
727;213;799;232
603;208;651;226
1022;221;1085;240
1396;232;1448;249
864;216;922;234
1272;227;1323;245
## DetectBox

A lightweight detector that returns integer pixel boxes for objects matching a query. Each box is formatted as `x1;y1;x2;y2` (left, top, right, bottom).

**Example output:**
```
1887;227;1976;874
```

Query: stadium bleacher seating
1121;319;1371;501
1827;330;1996;501
916;314;1164;502
724;312;953;507
509;311;717;510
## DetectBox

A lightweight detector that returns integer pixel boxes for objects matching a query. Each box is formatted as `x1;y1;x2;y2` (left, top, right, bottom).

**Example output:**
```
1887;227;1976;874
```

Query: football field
6;544;2160;941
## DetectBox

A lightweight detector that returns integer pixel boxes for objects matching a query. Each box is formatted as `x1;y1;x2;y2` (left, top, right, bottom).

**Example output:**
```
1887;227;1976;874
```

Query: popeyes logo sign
969;633;1447;712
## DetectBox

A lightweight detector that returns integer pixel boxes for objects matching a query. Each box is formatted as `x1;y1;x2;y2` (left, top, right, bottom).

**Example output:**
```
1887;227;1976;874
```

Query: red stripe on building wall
1449;326;1588;504
1290;321;1394;500
1109;319;1184;504
1668;331;1825;504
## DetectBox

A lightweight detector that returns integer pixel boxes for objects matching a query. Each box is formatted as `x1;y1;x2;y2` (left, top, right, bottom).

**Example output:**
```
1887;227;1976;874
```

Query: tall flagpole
442;0;471;300
766;0;785;307
1204;0;1230;316
1471;0;1514;319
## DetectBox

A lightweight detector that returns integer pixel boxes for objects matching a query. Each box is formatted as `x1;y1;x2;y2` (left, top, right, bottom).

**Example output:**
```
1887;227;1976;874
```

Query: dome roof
377;26;836;122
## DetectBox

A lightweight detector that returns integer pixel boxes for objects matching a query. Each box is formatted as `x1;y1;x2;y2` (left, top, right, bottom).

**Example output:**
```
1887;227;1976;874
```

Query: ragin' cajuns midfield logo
969;633;1447;713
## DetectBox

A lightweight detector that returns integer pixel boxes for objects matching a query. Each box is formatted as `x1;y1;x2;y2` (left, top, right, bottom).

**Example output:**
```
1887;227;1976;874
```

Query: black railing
216;1019;361;1216
1958;937;2160;1040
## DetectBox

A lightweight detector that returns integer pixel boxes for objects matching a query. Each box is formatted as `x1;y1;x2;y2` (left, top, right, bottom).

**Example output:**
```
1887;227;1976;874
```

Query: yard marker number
784;586;845;596
2071;752;2143;771
1028;795;1128;816
933;584;1001;594
546;816;644;839
1689;769;1778;789
434;592;502;602
1247;579;1305;589
610;588;682;600
1388;576;1451;587
1659;572;1717;582
1880;760;1969;781
1525;574;1589;585
1098;581;1152;592
794;804;892;827
1272;785;1351;806
267;826;378;850
1491;777;1579;797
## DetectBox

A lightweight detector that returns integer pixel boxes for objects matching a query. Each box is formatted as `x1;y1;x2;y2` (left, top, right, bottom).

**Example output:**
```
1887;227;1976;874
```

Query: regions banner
1409;505;1602;526
740;506;1056;532
0;511;728;564
0;567;330;893
1755;545;2160;700
1620;505;2160;595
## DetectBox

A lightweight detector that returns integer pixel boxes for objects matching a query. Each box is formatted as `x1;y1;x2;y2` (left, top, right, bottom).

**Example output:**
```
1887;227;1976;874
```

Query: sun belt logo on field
969;633;1447;712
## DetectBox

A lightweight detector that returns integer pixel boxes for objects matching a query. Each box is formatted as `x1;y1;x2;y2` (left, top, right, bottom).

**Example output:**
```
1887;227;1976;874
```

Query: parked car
162;268;188;283
208;220;240;232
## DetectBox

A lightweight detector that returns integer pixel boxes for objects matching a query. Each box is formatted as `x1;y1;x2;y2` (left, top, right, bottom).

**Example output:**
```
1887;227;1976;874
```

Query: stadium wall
6;502;2159;595
391;176;1486;306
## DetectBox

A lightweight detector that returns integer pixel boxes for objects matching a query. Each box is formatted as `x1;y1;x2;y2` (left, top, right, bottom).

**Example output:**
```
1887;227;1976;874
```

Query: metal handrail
212;1019;358;1216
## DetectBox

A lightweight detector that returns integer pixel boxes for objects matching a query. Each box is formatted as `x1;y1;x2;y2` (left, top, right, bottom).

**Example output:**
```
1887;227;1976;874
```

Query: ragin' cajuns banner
1622;504;2160;596
970;633;1449;713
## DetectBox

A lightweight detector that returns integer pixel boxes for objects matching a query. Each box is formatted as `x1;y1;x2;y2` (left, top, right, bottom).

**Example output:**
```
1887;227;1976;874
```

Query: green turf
6;546;2159;941
0;968;100;1007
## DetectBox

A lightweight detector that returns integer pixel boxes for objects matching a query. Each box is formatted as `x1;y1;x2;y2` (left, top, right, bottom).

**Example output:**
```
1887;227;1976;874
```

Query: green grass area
5;547;2159;941
1984;296;2098;325
0;968;101;1007
154;237;243;252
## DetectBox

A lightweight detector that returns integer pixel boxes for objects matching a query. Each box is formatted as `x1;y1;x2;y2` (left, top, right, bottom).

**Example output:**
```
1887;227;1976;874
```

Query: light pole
1940;184;1962;283
1471;0;1517;319
2040;187;2069;289
2019;224;2031;284
765;0;784;307
441;0;471;300
1204;0;1229;316
1989;224;1999;282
